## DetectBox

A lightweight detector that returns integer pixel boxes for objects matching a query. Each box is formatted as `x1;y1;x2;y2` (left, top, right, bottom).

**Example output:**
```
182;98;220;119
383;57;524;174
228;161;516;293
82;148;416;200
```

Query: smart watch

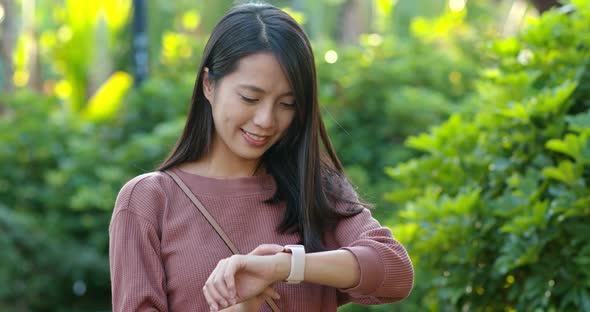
283;244;305;284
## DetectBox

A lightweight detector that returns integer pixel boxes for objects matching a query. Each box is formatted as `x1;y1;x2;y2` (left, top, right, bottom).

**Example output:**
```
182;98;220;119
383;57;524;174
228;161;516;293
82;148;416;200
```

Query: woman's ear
202;67;214;103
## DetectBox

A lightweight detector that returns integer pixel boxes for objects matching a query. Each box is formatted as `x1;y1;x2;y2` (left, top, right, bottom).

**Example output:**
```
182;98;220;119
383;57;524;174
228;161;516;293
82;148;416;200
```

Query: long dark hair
158;3;363;252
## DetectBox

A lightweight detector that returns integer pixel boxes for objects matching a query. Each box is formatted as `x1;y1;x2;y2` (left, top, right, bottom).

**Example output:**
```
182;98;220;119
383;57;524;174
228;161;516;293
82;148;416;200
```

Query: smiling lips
241;129;271;147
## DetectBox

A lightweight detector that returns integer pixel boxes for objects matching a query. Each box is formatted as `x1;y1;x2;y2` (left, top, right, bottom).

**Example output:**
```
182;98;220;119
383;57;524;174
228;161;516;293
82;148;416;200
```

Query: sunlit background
1;0;589;311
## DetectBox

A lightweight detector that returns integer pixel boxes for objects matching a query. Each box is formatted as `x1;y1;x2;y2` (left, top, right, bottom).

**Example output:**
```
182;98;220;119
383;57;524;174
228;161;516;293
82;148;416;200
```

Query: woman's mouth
241;129;270;147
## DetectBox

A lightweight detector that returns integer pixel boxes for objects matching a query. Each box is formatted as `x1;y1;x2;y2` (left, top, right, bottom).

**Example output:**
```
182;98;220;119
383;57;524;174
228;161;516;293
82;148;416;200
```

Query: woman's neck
179;133;269;178
179;154;265;179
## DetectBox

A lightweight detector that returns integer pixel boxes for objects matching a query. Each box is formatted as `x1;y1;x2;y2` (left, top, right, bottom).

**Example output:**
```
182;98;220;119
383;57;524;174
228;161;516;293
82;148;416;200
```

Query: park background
1;0;589;311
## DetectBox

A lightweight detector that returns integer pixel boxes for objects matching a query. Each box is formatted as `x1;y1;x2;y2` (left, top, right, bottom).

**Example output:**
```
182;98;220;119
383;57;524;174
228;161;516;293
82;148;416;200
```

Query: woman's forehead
226;52;293;95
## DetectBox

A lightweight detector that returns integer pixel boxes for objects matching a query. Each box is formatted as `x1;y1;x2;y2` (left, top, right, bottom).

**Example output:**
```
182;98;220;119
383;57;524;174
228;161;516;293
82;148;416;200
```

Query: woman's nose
252;103;275;129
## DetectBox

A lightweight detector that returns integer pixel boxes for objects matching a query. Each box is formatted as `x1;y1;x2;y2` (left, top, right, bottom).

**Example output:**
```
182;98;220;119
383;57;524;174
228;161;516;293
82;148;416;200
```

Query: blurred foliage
39;0;131;112
3;0;587;311
0;83;187;311
0;91;112;311
387;0;590;310
317;4;484;221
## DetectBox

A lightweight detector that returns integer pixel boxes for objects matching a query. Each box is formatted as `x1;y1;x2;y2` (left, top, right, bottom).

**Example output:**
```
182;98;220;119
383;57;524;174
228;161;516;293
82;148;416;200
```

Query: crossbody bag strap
165;170;238;253
163;170;281;312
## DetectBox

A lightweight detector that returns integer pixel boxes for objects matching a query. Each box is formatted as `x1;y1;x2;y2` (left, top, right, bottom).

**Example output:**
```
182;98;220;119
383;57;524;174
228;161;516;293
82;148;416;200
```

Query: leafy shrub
0;77;188;310
0;91;112;311
317;31;480;220
387;1;590;310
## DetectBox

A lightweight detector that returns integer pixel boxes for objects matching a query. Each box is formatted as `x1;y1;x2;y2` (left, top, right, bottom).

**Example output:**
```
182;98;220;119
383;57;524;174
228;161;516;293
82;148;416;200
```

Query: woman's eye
281;102;296;109
240;95;258;103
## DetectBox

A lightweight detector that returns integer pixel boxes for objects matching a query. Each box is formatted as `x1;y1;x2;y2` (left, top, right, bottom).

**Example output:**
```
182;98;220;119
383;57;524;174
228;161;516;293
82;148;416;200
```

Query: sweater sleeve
331;179;414;305
109;175;168;312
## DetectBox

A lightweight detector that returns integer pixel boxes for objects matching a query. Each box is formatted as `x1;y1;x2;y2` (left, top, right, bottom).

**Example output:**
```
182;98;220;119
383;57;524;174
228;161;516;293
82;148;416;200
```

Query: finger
222;258;238;304
204;283;227;311
202;286;218;311
262;286;281;300
214;259;235;305
249;244;285;256
224;255;245;300
205;260;231;309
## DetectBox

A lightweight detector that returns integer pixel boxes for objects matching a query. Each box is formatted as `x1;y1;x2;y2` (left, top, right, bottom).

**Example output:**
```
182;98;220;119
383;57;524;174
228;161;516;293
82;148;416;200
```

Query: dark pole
132;0;148;86
529;0;561;13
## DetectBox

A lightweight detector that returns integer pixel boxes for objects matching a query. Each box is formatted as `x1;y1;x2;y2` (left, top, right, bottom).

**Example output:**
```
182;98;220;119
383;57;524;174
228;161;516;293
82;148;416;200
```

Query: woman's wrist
271;252;292;282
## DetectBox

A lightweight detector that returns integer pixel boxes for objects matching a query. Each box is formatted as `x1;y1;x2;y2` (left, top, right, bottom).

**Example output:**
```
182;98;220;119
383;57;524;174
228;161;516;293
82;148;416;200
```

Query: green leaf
500;103;529;122
545;134;585;161
406;133;437;153
82;71;133;122
533;81;577;115
542;161;578;186
565;111;590;133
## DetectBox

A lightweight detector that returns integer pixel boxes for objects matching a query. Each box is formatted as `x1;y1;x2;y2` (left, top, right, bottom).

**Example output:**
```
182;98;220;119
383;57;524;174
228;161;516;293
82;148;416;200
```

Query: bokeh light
324;50;338;64
449;0;466;12
367;33;383;46
57;25;72;42
13;70;29;87
55;80;72;99
182;11;200;30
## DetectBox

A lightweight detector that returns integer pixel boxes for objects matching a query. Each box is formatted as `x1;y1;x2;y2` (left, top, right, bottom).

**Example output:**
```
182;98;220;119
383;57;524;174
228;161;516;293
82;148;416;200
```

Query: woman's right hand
219;290;273;312
215;244;285;312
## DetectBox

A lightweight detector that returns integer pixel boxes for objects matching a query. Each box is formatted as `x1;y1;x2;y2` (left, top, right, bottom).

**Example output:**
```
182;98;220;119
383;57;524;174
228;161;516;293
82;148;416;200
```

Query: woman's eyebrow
238;84;293;96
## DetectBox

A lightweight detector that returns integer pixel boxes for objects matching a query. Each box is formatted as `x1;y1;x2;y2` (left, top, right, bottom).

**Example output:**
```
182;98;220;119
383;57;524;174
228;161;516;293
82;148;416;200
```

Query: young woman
109;3;413;311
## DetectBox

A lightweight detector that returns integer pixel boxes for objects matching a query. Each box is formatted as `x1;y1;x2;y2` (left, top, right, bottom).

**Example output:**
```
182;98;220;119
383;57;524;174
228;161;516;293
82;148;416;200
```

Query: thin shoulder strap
164;170;239;253
163;170;281;312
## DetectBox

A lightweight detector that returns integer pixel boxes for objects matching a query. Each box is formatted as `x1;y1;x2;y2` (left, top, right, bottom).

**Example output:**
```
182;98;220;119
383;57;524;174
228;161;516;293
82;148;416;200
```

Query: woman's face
203;52;296;167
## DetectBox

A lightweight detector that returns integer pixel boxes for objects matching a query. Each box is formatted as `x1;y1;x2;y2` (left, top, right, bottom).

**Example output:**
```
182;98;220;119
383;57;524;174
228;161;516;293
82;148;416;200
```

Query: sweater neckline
171;167;276;196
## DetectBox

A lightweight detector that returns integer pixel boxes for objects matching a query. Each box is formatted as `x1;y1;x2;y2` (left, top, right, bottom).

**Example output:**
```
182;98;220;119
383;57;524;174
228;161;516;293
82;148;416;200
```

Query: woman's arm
110;210;168;311
203;248;361;311
327;176;414;304
110;175;169;312
272;249;360;289
205;211;414;311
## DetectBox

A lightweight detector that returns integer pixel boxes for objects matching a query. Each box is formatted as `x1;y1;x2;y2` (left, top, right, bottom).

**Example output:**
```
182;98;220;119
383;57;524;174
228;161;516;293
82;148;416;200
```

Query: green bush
317;30;481;221
0;77;188;310
0;91;111;311
387;1;590;310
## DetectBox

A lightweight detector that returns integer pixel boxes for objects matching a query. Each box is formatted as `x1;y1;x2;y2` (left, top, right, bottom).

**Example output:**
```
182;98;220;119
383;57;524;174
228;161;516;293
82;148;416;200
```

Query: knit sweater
109;167;414;311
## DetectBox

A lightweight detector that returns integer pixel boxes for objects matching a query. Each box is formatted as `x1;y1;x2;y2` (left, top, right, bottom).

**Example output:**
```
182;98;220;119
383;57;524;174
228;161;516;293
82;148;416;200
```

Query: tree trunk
22;0;42;91
503;0;529;37
338;0;365;46
529;0;561;13
89;15;112;95
1;0;17;92
22;0;42;92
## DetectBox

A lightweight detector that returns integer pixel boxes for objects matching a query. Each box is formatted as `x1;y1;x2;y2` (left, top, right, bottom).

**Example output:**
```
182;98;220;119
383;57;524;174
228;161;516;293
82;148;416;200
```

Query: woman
109;3;413;311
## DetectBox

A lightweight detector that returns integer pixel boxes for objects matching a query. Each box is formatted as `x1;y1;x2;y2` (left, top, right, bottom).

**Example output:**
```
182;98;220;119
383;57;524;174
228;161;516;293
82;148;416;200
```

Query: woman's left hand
203;244;287;311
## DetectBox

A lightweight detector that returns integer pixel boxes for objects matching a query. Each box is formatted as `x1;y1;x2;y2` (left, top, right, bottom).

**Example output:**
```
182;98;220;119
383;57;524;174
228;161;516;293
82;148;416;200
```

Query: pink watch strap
284;244;305;284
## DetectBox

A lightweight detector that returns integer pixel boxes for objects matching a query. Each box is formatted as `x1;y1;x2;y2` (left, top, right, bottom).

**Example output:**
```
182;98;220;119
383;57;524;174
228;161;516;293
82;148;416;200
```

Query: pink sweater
109;167;413;311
